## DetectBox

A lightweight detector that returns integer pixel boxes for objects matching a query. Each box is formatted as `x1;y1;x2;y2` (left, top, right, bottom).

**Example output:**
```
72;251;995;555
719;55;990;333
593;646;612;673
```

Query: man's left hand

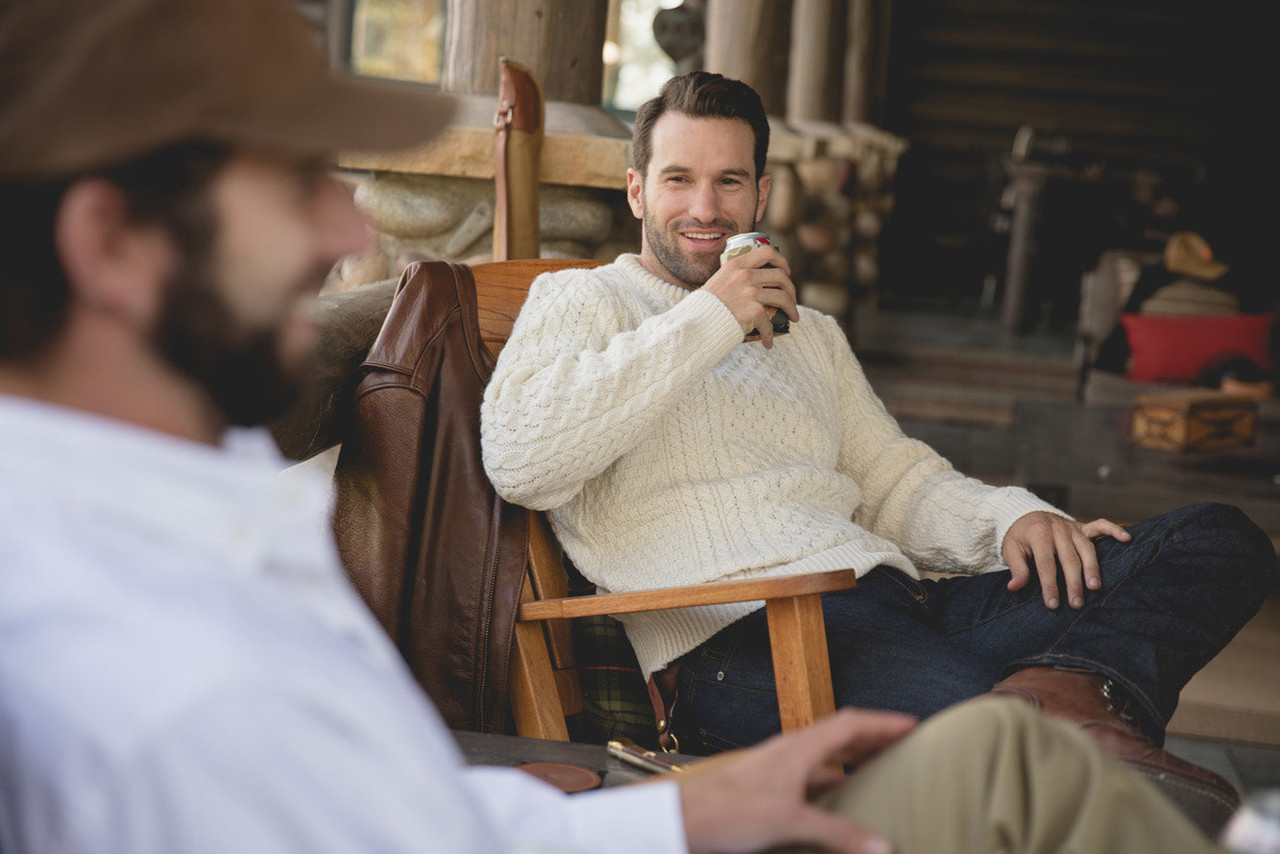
1002;512;1131;610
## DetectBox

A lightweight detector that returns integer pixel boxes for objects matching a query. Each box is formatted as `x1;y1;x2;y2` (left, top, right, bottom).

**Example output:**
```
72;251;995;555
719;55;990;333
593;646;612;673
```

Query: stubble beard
643;212;754;289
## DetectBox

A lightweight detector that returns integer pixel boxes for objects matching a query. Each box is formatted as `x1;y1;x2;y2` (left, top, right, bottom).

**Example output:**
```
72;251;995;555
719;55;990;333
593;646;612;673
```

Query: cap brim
206;74;457;160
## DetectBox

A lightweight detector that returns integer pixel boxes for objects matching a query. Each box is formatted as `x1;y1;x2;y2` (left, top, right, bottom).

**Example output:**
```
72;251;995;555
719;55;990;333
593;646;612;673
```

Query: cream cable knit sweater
481;255;1062;678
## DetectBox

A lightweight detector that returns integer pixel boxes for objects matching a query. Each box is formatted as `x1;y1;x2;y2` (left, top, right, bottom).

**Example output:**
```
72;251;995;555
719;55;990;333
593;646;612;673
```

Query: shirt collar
0;395;336;578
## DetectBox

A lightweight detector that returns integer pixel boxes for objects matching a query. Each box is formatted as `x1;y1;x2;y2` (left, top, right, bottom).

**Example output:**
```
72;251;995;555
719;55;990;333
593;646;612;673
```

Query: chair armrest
517;568;859;621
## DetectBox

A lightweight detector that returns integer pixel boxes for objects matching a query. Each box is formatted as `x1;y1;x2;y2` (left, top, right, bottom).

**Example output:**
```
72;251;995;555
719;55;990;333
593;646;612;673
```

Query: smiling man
481;71;1276;838
629;85;796;346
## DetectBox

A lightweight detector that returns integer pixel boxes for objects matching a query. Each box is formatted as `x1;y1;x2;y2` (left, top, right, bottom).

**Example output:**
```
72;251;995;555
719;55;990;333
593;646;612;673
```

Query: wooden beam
519;569;858;621
340;126;628;190
766;593;836;731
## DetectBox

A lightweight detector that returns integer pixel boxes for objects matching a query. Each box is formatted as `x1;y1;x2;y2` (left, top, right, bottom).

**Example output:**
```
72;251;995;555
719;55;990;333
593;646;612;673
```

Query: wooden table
1014;400;1280;535
453;729;697;789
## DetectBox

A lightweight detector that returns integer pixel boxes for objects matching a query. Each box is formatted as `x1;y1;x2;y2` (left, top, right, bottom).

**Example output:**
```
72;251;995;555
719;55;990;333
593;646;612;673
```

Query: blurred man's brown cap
1164;231;1229;282
0;0;455;179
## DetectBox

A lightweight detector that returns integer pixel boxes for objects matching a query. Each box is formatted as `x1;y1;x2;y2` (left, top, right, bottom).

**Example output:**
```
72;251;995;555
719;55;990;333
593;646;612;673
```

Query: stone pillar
703;0;791;116
339;0;632;282
787;0;846;124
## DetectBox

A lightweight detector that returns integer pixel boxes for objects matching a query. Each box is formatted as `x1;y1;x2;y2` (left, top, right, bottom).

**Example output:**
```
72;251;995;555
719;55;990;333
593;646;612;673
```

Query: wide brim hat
1164;231;1229;282
0;0;456;179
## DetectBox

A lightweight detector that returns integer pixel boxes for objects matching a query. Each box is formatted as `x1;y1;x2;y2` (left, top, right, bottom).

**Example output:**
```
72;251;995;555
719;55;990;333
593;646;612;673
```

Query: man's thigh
778;697;1215;854
925;501;1275;670
677;568;1001;751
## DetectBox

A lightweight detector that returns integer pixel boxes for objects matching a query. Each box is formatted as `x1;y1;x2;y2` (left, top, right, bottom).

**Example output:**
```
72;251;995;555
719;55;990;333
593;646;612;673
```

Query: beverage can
719;232;789;341
1222;790;1280;854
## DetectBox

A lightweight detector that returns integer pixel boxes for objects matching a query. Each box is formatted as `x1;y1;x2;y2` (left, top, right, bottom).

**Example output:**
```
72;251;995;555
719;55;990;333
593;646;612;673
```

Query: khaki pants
787;696;1217;854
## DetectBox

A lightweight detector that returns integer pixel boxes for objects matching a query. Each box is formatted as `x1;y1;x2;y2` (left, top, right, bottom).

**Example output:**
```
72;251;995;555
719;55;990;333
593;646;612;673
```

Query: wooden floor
853;305;1079;484
852;305;1280;798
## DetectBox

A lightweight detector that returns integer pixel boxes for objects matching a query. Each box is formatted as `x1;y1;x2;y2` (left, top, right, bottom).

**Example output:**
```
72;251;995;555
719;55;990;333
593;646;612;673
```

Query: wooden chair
467;259;859;743
274;258;859;746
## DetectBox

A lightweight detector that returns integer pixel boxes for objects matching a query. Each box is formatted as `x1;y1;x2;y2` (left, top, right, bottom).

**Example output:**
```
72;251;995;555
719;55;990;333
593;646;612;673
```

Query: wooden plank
340;126;629;190
519;569;859;621
766;593;836;731
526;511;576;671
555;668;583;718
510;576;571;741
473;258;604;356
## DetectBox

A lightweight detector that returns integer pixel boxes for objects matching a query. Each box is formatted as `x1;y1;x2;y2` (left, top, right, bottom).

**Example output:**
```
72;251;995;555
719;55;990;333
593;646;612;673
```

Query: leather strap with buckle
647;662;682;753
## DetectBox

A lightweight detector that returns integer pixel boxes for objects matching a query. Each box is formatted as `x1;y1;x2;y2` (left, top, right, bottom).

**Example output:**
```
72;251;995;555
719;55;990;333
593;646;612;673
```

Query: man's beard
643;212;750;288
152;261;311;429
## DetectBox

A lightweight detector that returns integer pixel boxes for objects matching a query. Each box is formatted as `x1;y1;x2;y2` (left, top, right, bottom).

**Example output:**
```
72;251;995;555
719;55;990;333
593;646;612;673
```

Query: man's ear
626;168;645;220
755;172;772;224
54;179;173;324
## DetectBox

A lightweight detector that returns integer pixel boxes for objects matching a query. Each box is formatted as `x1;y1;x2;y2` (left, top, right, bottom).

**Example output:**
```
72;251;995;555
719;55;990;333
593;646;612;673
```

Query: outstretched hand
1002;511;1131;610
678;707;916;854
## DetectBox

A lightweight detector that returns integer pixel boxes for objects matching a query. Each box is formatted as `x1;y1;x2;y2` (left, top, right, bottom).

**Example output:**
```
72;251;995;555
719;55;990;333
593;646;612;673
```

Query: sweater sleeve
823;316;1067;574
481;266;744;511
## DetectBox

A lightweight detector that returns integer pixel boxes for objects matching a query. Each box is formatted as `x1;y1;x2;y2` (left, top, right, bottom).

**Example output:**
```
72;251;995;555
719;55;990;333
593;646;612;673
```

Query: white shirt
0;395;685;854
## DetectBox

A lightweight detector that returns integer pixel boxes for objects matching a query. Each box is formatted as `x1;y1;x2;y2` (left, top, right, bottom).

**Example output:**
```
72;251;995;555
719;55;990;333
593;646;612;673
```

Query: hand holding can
720;232;790;342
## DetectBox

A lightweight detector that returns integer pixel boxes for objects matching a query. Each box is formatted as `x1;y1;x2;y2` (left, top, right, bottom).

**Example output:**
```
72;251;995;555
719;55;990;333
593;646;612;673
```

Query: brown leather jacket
332;261;529;734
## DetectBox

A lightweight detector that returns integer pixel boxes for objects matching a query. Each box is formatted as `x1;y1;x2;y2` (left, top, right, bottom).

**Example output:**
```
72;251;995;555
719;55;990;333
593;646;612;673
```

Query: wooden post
787;0;846;124
703;0;792;116
843;0;892;126
443;0;607;104
1001;161;1049;333
843;0;871;124
765;594;837;732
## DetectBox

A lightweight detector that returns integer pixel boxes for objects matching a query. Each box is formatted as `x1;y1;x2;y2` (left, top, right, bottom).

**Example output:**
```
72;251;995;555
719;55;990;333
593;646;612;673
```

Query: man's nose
316;177;376;260
687;181;719;222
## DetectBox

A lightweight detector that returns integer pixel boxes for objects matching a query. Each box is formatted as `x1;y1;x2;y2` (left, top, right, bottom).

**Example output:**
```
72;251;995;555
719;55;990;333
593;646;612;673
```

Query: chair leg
765;593;837;731
512;577;572;741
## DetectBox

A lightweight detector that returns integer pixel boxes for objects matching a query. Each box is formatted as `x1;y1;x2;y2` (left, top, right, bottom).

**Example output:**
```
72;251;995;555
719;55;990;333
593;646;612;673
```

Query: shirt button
716;671;725;681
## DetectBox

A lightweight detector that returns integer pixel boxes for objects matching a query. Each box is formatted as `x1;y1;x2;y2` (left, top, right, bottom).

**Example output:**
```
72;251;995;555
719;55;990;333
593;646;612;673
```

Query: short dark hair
632;71;770;180
0;141;231;360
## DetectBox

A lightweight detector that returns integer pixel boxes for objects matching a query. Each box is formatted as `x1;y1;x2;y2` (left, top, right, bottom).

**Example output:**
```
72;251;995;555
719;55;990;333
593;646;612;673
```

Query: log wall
875;0;1251;325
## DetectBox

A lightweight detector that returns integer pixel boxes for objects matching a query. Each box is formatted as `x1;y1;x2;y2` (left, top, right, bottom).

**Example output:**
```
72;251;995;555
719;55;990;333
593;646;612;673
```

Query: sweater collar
618;254;704;305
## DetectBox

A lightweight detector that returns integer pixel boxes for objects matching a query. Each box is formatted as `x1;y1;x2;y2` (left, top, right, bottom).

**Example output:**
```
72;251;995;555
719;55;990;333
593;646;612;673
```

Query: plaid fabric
564;559;658;748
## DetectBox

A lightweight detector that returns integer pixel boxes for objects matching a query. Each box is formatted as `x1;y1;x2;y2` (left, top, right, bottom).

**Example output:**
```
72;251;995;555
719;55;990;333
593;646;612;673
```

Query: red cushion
1121;313;1275;382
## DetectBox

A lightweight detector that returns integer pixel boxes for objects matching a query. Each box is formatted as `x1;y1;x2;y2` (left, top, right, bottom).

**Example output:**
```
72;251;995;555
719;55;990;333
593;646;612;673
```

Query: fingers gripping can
720;232;789;341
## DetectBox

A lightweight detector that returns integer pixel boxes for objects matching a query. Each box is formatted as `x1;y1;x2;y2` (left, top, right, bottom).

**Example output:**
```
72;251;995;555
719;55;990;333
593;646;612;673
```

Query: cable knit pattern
481;255;1065;678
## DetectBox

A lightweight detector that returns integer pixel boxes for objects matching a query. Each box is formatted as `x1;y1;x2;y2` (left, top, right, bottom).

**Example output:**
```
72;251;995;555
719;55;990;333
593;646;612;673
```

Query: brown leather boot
990;666;1239;839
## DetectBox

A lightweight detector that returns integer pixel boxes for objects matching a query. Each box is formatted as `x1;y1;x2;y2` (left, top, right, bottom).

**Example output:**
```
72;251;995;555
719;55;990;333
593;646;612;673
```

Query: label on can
719;232;789;342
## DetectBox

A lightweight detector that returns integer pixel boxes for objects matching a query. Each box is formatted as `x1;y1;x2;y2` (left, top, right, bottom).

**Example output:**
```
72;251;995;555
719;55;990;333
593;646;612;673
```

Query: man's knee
1141;502;1277;599
910;694;1055;756
1184;502;1277;598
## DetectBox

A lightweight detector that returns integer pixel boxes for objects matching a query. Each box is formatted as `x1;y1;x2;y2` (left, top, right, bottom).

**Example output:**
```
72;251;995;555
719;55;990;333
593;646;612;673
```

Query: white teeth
683;232;723;240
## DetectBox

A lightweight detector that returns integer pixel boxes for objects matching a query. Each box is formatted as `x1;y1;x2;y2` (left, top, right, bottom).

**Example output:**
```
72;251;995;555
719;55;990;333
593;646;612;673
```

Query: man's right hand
677;707;916;854
702;244;799;349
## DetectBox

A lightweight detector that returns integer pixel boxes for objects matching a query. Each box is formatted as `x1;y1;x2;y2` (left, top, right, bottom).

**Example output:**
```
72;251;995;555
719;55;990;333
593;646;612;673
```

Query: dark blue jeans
673;502;1277;753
